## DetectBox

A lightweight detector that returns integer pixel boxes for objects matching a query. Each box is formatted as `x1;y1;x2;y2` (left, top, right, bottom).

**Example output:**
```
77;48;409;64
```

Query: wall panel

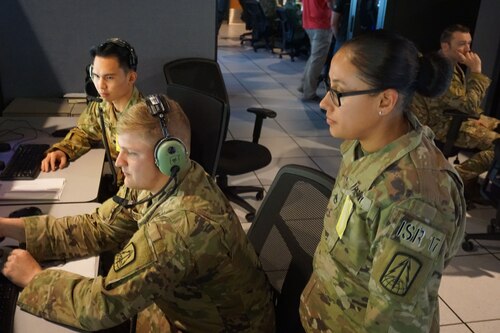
0;0;216;107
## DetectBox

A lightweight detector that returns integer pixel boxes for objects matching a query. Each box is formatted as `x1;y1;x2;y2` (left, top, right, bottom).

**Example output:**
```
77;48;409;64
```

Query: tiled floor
218;23;500;332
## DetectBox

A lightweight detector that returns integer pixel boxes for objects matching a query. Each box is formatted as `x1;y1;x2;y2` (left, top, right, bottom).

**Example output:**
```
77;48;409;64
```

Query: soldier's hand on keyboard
41;150;69;172
2;249;42;288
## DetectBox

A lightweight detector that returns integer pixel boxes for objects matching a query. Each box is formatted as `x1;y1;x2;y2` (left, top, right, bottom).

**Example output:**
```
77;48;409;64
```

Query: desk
0;203;100;333
2;98;87;117
0;117;105;204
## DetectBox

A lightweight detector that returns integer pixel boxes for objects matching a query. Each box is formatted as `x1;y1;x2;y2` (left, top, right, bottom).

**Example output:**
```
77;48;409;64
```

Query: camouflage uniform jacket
48;86;143;162
300;112;466;333
18;161;275;332
410;64;491;141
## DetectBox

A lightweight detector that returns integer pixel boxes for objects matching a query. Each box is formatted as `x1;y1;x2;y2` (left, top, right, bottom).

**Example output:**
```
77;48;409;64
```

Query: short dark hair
440;24;470;44
341;30;452;109
89;38;138;71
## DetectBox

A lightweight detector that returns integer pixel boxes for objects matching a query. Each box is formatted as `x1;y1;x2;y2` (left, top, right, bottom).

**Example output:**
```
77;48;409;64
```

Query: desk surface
0;117;104;204
2;98;87;117
0;202;100;333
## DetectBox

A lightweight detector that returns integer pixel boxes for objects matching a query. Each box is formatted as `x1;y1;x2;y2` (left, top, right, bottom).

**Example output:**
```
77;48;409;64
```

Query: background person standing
298;0;333;101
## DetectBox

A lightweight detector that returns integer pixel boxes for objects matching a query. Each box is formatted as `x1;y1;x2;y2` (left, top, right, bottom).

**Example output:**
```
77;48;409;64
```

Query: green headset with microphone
145;94;189;177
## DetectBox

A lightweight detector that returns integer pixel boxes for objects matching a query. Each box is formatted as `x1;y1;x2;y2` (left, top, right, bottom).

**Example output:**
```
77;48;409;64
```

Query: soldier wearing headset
40;37;142;182
1;95;275;332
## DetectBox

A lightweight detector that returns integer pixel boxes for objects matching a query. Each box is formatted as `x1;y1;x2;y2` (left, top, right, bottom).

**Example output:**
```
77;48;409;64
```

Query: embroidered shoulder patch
113;243;136;272
392;213;445;259
380;252;422;296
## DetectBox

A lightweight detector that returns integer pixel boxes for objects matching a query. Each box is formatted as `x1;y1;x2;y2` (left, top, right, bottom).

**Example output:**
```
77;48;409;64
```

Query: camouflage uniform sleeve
48;101;104;160
23;186;138;261
442;69;491;116
17;209;193;331
365;196;465;333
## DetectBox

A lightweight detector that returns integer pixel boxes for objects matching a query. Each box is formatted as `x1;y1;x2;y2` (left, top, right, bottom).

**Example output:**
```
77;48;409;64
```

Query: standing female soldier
300;30;466;332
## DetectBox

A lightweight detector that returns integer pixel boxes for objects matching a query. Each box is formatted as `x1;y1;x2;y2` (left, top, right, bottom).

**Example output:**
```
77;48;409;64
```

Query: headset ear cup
154;138;189;176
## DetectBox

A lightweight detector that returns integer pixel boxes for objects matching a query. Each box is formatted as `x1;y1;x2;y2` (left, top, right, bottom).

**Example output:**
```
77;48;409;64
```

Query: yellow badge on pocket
336;196;353;239
115;133;120;152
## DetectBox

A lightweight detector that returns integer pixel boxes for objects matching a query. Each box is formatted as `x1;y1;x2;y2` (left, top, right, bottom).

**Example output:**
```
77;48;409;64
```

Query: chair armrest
442;109;479;157
247;107;277;143
443;109;480;120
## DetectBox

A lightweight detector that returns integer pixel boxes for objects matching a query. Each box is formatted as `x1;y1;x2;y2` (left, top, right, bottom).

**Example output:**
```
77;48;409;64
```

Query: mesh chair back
164;58;229;104
165;84;228;177
247;164;335;333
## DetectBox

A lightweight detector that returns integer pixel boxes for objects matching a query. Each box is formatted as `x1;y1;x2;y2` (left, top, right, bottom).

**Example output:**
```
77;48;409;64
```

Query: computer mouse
8;206;43;218
0;142;11;152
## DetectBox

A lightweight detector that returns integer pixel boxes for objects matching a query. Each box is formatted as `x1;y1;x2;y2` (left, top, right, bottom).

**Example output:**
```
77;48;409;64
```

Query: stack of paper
0;178;66;200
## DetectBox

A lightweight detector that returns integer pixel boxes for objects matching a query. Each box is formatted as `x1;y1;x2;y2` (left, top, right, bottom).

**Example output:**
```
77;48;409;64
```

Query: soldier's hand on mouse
41;150;69;172
2;248;42;288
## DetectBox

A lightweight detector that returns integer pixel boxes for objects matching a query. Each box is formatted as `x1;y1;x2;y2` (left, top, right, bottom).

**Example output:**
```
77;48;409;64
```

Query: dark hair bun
415;52;453;98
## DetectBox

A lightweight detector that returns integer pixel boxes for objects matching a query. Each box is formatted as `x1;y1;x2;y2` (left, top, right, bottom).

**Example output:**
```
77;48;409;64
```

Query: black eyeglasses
323;78;384;107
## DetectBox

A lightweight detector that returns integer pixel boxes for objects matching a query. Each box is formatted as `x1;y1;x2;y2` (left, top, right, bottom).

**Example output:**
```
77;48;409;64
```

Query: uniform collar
339;112;426;194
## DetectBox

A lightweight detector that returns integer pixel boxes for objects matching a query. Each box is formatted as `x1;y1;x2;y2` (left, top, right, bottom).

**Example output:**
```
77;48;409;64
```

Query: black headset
145;94;189;177
94;37;138;70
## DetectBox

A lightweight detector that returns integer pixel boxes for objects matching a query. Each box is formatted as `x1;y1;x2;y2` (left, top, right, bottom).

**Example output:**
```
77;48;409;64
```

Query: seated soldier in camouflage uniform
410;24;500;152
1;95;275;333
410;24;500;200
300;31;466;332
41;38;143;181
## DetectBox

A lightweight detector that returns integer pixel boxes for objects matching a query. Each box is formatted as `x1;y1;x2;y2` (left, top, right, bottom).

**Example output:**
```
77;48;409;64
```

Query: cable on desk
0;119;47;149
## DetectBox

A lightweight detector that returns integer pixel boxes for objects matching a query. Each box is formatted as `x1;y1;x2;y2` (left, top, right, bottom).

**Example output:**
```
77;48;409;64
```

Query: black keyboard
0;144;49;180
0;247;18;333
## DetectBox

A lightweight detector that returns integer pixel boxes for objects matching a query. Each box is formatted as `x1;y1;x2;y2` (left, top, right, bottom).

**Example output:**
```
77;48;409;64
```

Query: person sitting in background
1;95;275;332
410;24;500;200
41;38;142;179
300;30;465;332
411;24;499;151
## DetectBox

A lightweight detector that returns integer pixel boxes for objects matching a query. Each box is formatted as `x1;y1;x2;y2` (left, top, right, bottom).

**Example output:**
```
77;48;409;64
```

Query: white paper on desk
0;178;66;200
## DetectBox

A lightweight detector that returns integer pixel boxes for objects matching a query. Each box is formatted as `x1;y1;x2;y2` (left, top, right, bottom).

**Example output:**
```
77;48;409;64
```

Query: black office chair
239;0;273;51
274;6;308;61
238;0;254;44
165;84;228;178
246;164;335;333
216;0;229;35
462;139;500;251
163;57;277;221
436;109;480;164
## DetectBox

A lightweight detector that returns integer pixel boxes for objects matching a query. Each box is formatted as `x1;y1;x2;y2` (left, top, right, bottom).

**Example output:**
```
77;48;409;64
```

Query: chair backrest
163;57;229;104
481;139;500;203
246;164;335;333
165;84;228;177
238;0;253;30
276;7;292;43
164;58;231;143
238;0;270;41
